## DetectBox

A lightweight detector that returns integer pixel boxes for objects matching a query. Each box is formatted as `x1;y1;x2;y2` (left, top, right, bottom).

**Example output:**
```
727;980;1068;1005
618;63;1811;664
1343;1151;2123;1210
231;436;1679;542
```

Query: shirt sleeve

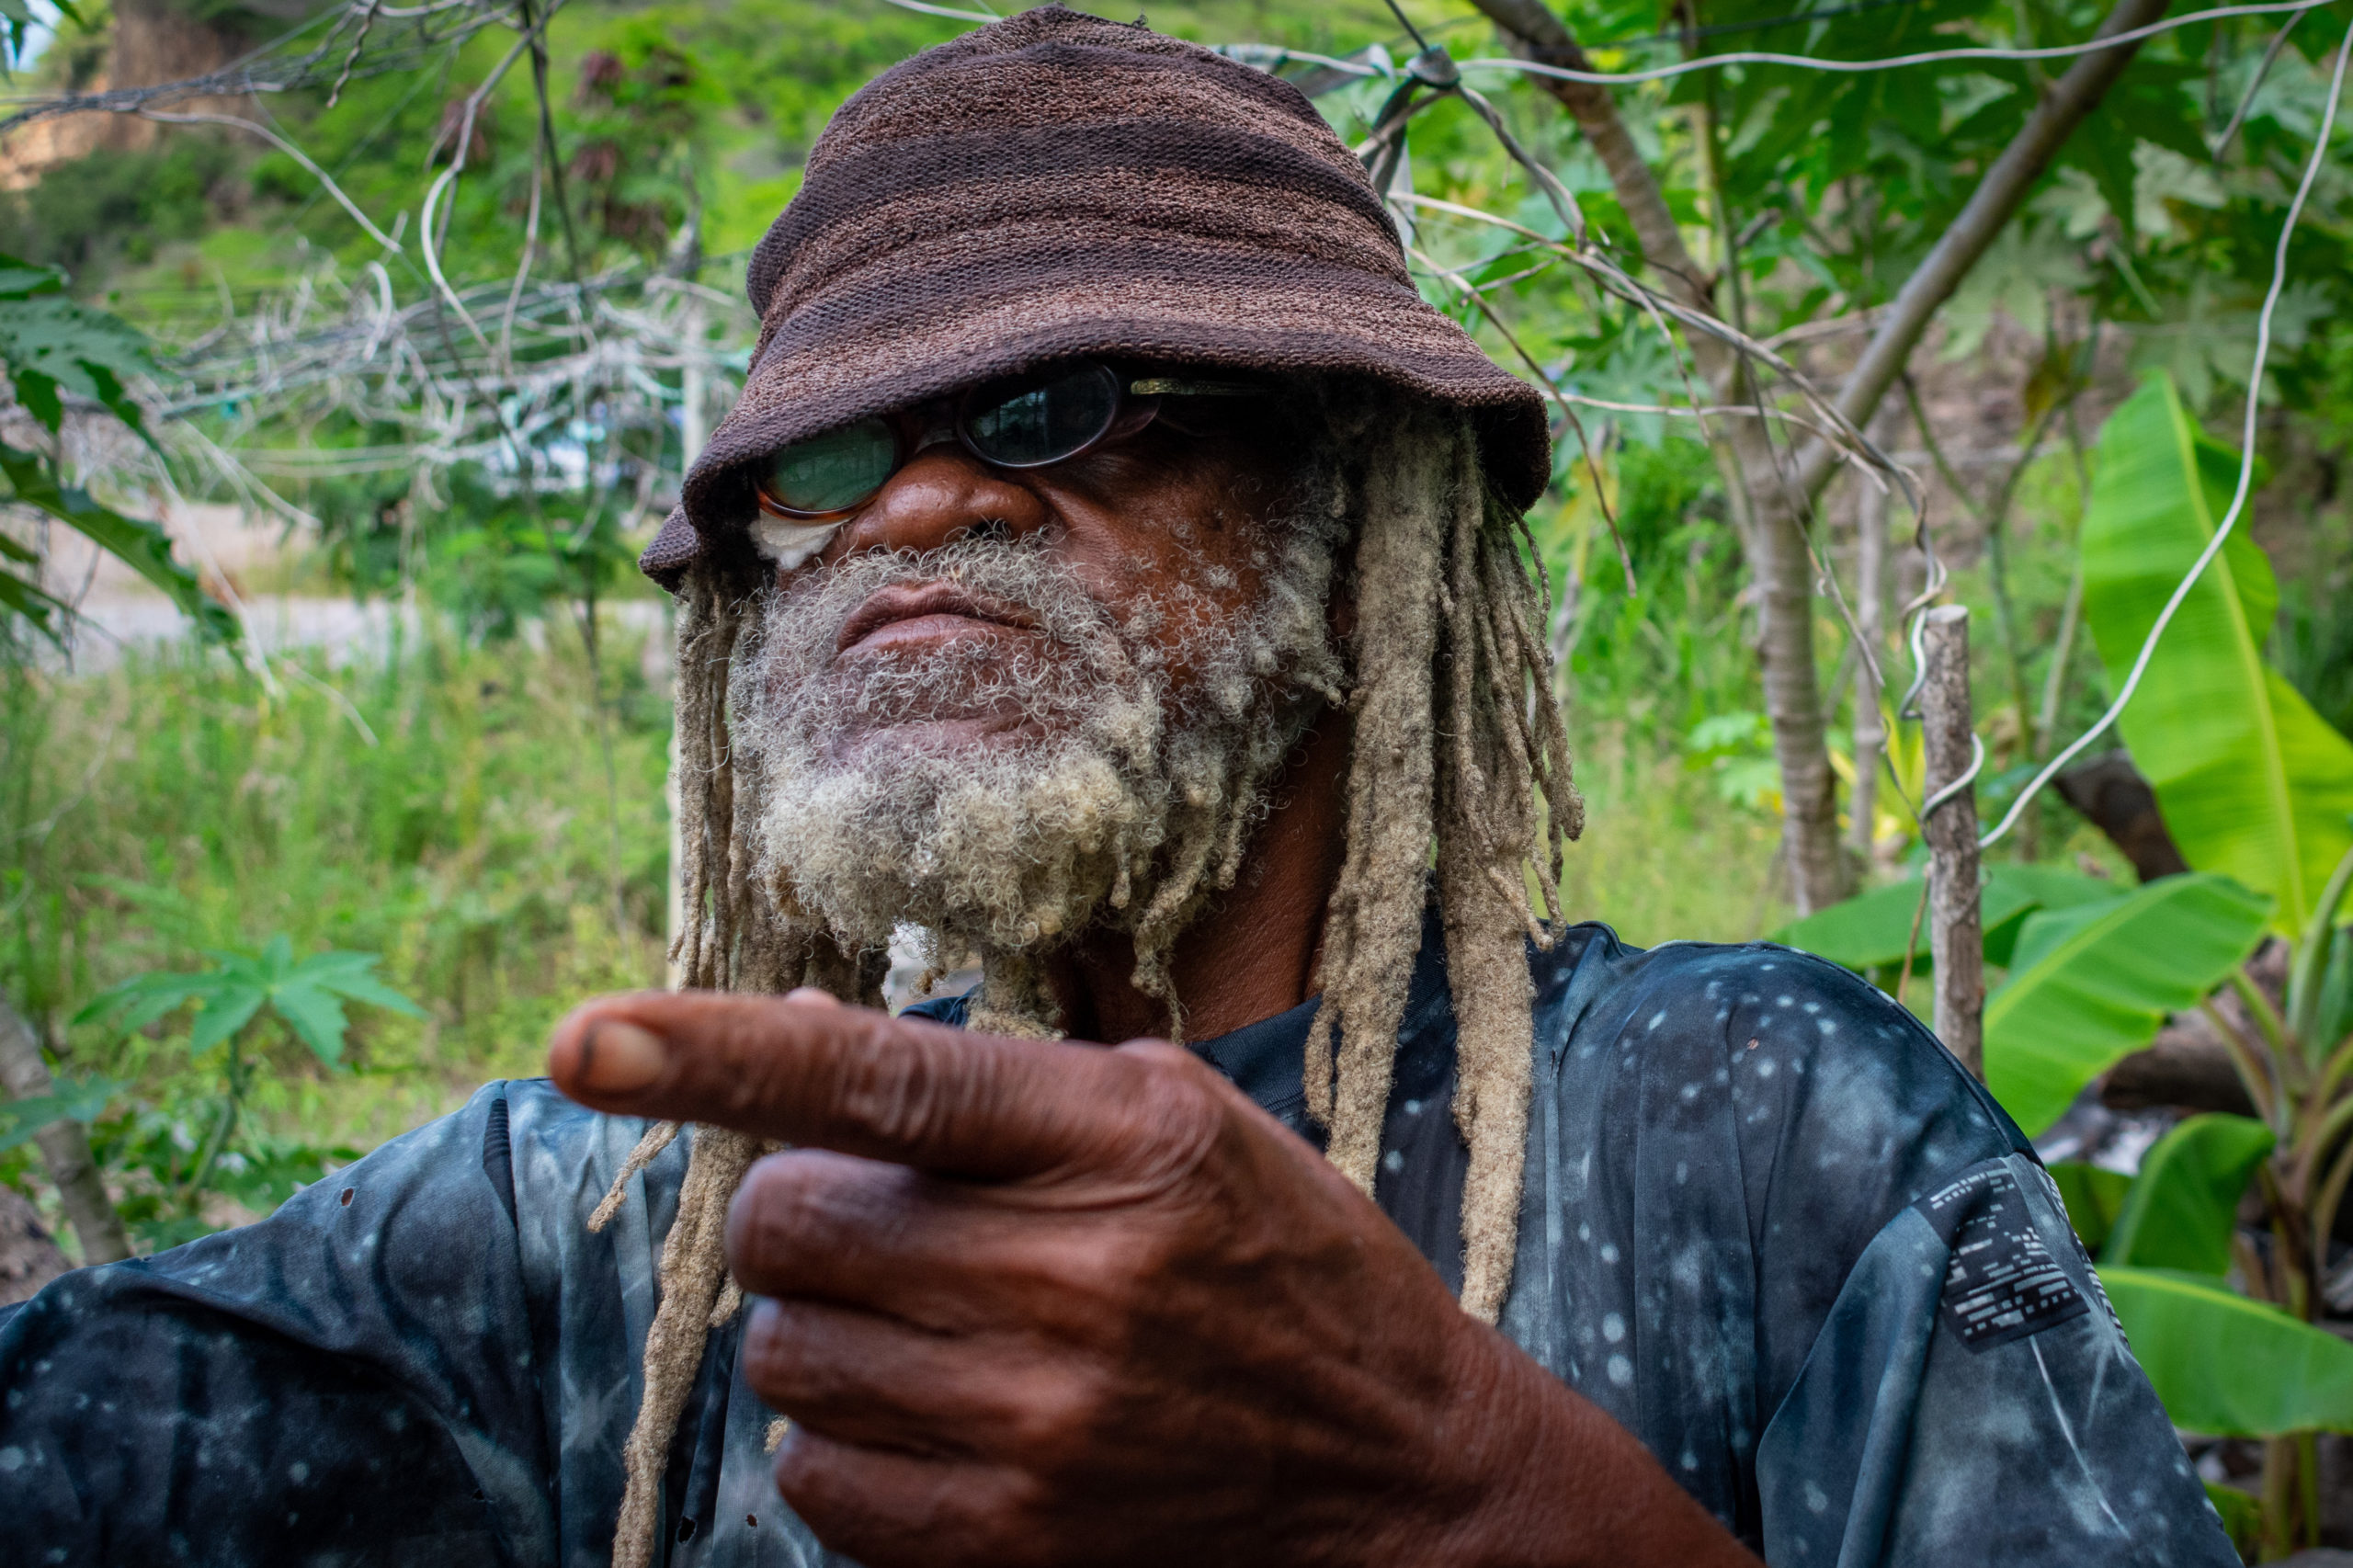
0;1082;556;1568
1754;1150;2238;1568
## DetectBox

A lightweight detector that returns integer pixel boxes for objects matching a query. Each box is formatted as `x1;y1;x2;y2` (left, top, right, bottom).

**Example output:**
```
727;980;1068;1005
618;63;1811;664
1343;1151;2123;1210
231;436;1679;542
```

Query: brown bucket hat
640;4;1551;588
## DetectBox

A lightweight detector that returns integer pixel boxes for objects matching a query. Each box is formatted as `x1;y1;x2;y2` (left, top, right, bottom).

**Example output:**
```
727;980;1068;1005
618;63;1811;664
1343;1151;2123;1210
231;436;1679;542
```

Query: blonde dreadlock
591;391;1577;1568
1303;398;1579;1321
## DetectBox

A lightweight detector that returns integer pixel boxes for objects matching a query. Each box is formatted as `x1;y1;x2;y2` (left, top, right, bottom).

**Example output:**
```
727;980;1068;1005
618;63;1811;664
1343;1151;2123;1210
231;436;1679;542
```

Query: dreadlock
590;389;1578;1568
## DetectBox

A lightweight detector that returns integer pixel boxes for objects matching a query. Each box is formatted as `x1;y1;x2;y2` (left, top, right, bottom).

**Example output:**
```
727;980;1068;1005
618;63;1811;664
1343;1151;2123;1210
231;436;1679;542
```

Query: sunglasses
749;361;1267;523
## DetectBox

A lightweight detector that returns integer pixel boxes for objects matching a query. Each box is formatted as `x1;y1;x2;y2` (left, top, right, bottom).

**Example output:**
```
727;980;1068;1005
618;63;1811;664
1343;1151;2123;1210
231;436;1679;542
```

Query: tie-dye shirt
0;918;2235;1567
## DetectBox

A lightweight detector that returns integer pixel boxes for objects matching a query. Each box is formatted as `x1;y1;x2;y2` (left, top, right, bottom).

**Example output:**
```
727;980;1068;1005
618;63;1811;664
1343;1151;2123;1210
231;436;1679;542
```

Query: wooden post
1919;605;1985;1076
1847;469;1890;864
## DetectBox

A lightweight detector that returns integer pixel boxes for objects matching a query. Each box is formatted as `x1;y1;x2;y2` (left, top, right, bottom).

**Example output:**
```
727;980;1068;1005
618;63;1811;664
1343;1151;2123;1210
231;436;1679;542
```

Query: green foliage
2204;1481;2259;1559
2081;374;2353;935
1983;872;2273;1135
2;626;672;1167
2099;1267;2353;1437
60;935;421;1239
2099;1113;2274;1275
1773;862;2119;978
77;936;424;1070
0;1071;118;1153
0;252;234;648
2046;1160;2131;1253
0;250;153;434
0;138;239;270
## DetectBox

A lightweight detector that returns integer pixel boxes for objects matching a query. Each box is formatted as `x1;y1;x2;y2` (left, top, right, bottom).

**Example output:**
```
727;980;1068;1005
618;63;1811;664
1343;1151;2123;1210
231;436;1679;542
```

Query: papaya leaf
0;443;238;644
2100;1266;2353;1436
0;252;63;302
1983;873;2272;1135
0;1074;122;1153
2101;1114;2274;1276
74;941;420;1070
269;982;351;1066
2047;1160;2133;1253
2080;375;2353;935
0;566;65;645
0;292;155;438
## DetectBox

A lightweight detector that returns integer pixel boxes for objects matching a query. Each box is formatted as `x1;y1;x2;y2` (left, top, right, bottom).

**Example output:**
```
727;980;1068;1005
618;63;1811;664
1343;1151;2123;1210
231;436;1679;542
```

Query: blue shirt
0;918;2234;1566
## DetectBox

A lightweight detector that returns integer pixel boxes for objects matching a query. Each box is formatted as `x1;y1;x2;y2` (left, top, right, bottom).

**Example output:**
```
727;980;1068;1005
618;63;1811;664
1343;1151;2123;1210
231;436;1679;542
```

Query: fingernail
784;986;840;1007
578;1020;666;1092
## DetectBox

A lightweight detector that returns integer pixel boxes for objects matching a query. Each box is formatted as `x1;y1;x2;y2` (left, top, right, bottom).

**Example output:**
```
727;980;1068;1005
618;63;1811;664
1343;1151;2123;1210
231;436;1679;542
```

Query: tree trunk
1467;0;2170;914
0;1183;67;1305
0;1000;131;1265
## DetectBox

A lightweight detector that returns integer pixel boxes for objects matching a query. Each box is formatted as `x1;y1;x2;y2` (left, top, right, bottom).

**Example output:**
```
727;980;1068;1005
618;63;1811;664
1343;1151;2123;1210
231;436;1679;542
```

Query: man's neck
1042;715;1349;1044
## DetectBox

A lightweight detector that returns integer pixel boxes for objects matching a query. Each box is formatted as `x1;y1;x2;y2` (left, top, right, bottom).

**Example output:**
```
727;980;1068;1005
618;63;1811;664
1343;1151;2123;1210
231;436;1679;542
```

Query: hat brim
647;238;1548;589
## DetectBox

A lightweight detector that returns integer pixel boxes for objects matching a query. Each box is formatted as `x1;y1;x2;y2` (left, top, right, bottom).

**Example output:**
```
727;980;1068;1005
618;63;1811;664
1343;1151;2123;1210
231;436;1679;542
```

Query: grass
3;613;674;1214
1559;721;1790;949
2;609;1786;1254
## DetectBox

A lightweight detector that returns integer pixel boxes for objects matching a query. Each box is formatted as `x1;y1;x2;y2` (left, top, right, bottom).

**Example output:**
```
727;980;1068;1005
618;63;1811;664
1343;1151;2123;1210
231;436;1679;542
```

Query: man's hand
547;991;1757;1568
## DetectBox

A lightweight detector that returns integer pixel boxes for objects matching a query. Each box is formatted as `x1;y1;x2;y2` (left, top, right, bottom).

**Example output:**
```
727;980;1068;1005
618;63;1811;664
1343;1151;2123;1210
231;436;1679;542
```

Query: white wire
1460;0;2332;86
875;0;998;21
1976;17;2353;853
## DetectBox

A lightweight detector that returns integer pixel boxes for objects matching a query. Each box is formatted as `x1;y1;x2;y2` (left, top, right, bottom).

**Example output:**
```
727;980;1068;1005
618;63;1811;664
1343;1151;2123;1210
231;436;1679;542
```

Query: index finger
546;990;1183;1179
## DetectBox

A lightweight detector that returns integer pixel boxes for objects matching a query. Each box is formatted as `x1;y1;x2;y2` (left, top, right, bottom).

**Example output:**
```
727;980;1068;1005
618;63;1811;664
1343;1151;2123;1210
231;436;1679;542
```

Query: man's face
729;377;1343;959
787;400;1295;756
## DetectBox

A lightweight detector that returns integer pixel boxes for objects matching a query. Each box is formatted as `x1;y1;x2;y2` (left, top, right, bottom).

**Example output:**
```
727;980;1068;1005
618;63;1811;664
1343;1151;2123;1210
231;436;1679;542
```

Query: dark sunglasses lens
757;417;897;514
963;363;1120;467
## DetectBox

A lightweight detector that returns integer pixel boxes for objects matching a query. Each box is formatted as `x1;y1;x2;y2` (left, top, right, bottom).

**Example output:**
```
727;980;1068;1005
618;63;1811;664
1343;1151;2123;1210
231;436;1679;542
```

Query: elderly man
3;9;2233;1568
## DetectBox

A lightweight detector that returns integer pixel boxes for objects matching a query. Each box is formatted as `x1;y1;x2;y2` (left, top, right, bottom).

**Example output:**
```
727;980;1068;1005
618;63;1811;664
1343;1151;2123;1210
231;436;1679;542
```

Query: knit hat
639;4;1550;587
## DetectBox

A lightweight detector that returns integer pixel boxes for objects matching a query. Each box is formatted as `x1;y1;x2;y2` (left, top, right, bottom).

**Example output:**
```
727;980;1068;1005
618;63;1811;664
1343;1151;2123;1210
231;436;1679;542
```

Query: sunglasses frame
750;361;1265;523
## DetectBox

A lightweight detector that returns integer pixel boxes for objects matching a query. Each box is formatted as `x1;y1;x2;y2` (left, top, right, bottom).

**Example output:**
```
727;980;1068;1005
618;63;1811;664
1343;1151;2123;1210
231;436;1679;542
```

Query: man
2;9;2233;1567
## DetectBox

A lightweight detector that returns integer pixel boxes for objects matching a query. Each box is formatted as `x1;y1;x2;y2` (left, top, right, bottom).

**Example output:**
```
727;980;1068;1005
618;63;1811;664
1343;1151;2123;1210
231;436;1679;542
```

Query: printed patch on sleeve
1915;1165;2089;1353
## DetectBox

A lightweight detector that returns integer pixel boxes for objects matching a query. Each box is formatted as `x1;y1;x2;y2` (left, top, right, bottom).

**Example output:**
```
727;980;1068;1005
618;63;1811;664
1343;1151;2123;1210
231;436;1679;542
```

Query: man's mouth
835;581;1041;655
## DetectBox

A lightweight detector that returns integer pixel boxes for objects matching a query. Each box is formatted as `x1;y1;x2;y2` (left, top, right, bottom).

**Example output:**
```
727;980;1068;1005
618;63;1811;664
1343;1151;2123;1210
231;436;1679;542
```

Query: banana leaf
1772;864;2120;973
2100;1114;2273;1275
2101;1267;2353;1437
2047;1160;2133;1252
2080;375;2353;934
1983;872;2272;1134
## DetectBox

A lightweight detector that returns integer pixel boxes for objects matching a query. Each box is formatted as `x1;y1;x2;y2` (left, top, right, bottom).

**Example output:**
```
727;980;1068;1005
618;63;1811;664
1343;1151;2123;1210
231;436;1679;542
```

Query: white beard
729;526;1341;966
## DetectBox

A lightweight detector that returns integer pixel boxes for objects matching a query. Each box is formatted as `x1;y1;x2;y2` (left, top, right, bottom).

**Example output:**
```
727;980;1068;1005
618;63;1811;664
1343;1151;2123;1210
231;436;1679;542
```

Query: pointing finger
546;990;1213;1180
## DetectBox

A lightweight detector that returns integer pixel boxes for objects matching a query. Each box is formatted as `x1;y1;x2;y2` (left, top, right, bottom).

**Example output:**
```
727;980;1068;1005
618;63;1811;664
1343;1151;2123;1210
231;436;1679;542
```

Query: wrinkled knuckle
728;1155;840;1278
739;1304;814;1397
1108;1050;1231;1186
769;1428;832;1505
974;1471;1055;1568
1002;1370;1113;1473
838;1036;955;1152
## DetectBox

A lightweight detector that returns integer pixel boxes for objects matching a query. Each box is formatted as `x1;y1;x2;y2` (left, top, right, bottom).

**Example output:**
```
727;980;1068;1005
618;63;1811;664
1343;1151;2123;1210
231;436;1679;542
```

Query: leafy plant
74;937;423;1224
1787;371;2353;1555
1983;872;2275;1135
0;1071;119;1153
2079;376;2353;937
0;252;234;648
1774;861;2119;988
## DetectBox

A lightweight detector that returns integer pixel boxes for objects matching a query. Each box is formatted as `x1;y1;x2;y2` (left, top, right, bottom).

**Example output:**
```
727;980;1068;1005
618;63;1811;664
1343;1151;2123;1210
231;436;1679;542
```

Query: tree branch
0;1000;130;1266
1800;0;2173;495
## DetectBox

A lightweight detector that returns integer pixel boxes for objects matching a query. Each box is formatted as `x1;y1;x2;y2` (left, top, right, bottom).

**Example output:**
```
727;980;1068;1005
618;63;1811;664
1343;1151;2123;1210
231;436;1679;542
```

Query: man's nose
829;446;1051;558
